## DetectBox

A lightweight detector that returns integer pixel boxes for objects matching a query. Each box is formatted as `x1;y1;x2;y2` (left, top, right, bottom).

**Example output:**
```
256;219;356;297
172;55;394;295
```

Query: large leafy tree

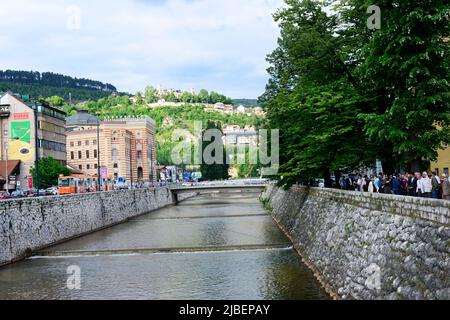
200;121;229;181
261;0;450;187
347;0;450;171
30;157;71;189
261;0;374;187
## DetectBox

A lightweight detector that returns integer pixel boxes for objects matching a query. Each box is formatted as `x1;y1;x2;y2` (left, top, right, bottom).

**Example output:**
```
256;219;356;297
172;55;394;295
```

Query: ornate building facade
66;111;156;187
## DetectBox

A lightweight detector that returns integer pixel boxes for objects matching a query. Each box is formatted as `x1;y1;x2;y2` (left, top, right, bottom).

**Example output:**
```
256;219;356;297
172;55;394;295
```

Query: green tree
200;121;229;181
135;91;144;105
261;0;374;187
144;85;158;103
47;96;65;107
198;89;209;103
30;157;71;189
344;0;450;172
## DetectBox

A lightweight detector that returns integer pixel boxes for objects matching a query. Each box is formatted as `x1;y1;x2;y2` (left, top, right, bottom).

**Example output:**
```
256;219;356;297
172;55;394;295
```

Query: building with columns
66;111;156;187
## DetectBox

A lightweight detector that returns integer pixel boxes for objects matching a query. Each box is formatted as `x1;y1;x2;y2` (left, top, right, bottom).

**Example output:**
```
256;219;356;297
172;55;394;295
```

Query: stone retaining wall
0;188;191;266
262;185;449;300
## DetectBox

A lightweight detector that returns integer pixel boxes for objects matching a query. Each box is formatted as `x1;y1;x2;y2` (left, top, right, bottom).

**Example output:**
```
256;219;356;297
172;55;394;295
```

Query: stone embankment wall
262;185;449;300
0;188;192;266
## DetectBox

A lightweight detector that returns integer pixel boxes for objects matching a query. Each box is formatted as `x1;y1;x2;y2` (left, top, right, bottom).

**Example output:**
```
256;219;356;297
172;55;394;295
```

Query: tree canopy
261;0;450;187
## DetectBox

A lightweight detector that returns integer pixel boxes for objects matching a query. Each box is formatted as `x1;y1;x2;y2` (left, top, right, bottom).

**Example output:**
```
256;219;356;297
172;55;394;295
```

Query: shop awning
0;160;21;179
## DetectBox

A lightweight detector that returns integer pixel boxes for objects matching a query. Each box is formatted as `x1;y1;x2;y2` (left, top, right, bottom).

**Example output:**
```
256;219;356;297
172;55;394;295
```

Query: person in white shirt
415;172;423;197
421;172;432;198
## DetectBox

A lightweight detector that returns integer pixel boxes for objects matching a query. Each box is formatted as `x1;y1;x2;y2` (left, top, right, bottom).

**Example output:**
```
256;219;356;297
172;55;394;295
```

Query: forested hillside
0;70;118;101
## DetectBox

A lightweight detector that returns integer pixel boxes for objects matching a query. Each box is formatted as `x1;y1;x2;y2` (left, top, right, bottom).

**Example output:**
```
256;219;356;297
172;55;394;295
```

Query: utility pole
130;141;133;189
33;104;40;196
97;120;101;191
4;144;7;193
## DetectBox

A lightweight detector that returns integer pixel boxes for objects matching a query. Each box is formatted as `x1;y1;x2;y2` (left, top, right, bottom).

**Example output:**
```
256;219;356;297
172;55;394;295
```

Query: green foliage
144;86;158;103
0;82;116;101
200;121;229;181
348;0;450;169
46;96;65;107
0;70;118;101
30;157;71;189
261;0;450;187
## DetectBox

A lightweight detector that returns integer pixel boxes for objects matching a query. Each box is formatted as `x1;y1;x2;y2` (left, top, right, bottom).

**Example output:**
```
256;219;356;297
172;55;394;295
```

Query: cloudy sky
0;0;283;98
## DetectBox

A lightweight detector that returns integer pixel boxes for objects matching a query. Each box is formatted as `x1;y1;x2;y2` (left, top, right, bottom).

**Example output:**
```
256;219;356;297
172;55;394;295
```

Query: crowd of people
339;172;450;200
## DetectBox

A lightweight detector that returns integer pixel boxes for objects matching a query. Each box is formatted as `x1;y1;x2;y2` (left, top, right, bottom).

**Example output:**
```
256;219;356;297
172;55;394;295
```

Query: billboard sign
9;121;34;162
101;166;108;179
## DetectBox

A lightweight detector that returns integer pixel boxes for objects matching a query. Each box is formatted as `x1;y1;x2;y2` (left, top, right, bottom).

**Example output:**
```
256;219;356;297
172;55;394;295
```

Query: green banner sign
11;121;31;143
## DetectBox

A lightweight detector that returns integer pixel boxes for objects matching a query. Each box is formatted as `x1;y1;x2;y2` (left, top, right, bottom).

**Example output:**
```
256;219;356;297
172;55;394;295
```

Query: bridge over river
0;190;328;300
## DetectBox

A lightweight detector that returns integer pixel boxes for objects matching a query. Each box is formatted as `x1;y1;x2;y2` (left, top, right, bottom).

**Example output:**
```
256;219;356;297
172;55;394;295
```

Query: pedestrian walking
421;172;432;198
441;174;450;201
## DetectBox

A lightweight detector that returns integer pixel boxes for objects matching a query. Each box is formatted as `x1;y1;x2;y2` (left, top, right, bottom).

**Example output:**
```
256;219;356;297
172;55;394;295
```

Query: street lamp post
32;104;40;197
97;120;101;191
4;144;8;193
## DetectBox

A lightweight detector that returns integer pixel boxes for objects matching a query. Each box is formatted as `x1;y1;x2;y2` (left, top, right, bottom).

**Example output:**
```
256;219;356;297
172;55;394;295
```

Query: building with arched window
66;112;156;187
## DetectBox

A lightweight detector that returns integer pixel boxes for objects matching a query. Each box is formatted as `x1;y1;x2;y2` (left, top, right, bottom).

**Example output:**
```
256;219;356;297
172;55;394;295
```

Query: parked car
45;187;59;196
11;190;25;198
0;191;11;200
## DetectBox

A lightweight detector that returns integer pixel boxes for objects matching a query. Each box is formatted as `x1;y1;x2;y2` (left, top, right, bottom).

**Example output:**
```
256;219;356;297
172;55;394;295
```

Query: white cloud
0;0;283;98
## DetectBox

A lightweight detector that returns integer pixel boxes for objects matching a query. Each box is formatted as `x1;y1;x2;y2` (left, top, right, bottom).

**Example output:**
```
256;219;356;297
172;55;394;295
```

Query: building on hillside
236;105;246;114
254;106;266;117
0;93;66;191
65;111;157;187
222;125;258;146
223;125;241;133
430;147;450;176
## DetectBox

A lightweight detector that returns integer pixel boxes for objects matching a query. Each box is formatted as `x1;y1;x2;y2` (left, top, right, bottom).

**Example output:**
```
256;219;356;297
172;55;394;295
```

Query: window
137;143;143;160
94;149;98;158
93;140;97;145
70;151;74;160
78;165;82;170
86;150;90;159
113;163;118;169
87;164;91;170
85;141;89;146
78;141;82;147
78;151;82;159
444;168;449;175
112;131;118;141
94;164;98;169
112;148;119;162
70;142;74;147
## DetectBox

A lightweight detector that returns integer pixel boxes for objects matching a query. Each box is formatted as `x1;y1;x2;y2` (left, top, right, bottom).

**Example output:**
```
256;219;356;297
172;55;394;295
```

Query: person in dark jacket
408;173;417;196
392;175;402;195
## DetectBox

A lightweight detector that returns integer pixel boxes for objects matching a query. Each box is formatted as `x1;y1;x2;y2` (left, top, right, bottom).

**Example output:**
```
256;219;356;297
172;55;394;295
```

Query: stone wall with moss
262;185;449;300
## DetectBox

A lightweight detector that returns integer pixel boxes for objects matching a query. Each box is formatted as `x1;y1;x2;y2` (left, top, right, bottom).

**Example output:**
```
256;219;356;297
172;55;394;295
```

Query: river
0;192;329;300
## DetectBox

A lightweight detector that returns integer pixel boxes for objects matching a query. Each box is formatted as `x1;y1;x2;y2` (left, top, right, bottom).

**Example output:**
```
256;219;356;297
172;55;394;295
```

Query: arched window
112;147;118;162
112;131;118;141
137;143;143;161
